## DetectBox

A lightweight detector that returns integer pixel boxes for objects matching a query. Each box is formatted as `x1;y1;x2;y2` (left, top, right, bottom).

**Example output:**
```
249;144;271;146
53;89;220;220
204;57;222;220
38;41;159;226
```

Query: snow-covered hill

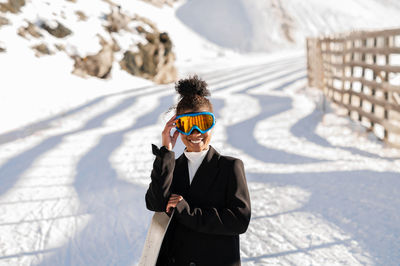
177;0;400;52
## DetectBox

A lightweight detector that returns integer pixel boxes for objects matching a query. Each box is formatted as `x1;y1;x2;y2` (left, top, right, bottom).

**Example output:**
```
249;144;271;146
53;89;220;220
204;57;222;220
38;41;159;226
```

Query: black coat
145;145;251;266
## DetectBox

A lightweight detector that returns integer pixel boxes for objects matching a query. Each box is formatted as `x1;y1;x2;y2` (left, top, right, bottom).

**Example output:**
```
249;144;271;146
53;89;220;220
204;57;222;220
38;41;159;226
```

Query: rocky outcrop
140;0;178;8
32;43;51;56
0;16;9;27
0;0;177;84
71;36;120;79
75;11;88;21
55;43;65;52
18;22;43;39
270;0;295;43
119;16;177;84
0;0;25;13
104;6;132;33
40;20;72;38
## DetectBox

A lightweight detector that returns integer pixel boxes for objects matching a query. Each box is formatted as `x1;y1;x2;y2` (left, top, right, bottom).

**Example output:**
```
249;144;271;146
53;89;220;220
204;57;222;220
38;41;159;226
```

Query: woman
145;75;251;266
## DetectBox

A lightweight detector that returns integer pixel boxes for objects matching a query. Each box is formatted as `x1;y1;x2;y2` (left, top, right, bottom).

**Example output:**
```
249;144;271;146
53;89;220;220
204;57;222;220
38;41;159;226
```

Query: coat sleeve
174;158;251;236
145;144;175;212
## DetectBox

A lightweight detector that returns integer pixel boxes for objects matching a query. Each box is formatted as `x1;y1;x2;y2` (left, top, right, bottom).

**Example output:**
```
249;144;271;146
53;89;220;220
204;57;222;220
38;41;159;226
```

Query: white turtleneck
183;148;209;185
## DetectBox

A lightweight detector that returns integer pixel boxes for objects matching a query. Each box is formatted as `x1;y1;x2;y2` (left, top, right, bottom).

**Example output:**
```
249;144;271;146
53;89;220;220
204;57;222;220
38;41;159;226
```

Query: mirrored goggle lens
176;114;214;133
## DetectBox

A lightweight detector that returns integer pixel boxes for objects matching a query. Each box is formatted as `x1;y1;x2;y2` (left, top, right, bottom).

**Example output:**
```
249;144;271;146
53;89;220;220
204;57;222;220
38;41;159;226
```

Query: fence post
306;28;400;147
348;39;355;116
358;38;367;122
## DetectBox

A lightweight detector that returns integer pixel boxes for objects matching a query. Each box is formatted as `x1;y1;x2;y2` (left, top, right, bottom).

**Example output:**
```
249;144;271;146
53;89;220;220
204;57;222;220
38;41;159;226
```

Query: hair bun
175;75;210;98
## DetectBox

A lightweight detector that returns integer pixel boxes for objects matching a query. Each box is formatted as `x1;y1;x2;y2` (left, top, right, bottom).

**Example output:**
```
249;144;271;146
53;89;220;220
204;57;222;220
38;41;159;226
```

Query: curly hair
175;75;213;115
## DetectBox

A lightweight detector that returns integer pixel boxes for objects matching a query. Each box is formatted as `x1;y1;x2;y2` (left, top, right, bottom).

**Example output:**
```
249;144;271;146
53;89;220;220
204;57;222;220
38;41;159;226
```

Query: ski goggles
175;112;216;135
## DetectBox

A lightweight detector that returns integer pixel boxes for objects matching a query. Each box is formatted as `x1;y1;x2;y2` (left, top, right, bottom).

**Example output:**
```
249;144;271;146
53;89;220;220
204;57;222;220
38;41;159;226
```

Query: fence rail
307;28;400;146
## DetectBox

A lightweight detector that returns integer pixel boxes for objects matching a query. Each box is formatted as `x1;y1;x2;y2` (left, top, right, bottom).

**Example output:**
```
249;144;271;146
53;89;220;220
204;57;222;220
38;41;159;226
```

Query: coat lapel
188;145;220;194
172;153;190;197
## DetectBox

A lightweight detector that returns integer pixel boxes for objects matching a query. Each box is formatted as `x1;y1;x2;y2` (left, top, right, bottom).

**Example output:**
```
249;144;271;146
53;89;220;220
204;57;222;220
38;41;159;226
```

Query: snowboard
138;211;174;266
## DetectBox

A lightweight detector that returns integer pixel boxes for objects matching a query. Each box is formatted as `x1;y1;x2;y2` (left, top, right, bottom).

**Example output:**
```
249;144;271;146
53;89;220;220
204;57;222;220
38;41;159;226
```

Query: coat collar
174;145;220;196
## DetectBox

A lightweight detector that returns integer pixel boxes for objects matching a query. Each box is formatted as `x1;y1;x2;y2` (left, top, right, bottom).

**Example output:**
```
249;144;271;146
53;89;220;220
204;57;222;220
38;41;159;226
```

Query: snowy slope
177;0;400;52
0;0;229;134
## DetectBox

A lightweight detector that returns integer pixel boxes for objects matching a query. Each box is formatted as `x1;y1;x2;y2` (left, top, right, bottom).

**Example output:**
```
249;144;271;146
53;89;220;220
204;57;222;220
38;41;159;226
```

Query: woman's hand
166;194;183;214
162;114;179;151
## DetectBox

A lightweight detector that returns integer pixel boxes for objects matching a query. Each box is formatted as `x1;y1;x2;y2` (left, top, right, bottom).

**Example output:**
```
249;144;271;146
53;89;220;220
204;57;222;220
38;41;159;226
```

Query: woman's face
178;108;213;152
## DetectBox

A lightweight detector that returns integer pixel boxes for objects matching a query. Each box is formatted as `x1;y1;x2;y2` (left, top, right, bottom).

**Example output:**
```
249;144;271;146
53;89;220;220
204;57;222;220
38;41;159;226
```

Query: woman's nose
190;129;201;136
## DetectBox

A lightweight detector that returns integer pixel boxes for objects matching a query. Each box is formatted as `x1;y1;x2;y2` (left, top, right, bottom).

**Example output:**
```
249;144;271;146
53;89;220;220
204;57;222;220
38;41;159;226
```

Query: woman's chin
188;144;201;152
187;142;205;152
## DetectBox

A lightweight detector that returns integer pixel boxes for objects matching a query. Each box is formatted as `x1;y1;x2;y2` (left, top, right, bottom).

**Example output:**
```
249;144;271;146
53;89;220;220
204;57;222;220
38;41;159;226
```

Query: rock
119;26;177;84
104;6;132;33
71;36;119;79
55;43;65;51
0;0;25;13
118;15;177;83
140;0;178;8
282;22;294;43
134;15;157;32
159;32;172;55
32;43;52;56
18;22;43;39
75;10;87;21
119;51;141;75
0;16;9;27
40;20;72;38
153;46;177;84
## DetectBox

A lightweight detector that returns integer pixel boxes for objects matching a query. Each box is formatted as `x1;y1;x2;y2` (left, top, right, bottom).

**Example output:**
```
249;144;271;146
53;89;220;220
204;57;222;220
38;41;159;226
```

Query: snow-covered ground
2;0;400;265
1;51;400;266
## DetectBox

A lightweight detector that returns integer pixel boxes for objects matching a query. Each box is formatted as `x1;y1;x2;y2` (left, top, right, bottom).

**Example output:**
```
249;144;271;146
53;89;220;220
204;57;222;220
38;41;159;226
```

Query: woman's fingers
164;118;176;130
167;198;182;206
166;194;183;212
170;194;183;200
171;130;179;144
162;123;175;133
167;198;181;204
162;115;179;151
166;204;176;212
167;114;177;123
166;118;176;127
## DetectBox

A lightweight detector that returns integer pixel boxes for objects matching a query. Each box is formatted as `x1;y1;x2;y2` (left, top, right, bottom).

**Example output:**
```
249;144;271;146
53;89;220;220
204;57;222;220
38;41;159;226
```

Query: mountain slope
176;0;400;52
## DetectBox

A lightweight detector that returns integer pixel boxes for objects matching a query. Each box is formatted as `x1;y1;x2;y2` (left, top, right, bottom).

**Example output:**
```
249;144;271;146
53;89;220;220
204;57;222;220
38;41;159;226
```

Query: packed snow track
1;53;400;266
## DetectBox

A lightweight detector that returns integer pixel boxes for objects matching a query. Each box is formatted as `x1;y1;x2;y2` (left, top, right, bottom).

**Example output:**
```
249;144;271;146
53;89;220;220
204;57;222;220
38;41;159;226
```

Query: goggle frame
175;111;216;136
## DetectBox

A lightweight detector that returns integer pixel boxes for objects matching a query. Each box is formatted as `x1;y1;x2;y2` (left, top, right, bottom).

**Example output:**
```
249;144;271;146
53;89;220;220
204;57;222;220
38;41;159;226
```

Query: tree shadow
242;239;352;263
37;94;175;265
0;92;147;200
245;170;400;265
290;106;396;161
203;58;305;88
227;93;326;164
213;66;305;93
271;75;307;92
0;85;156;146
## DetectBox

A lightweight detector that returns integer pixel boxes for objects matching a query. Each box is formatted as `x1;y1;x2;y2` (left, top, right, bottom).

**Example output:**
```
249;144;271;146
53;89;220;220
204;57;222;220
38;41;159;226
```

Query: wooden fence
307;28;400;147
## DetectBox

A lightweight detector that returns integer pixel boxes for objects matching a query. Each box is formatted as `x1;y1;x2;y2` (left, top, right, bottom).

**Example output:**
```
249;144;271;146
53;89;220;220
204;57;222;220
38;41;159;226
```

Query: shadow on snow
245;170;400;265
